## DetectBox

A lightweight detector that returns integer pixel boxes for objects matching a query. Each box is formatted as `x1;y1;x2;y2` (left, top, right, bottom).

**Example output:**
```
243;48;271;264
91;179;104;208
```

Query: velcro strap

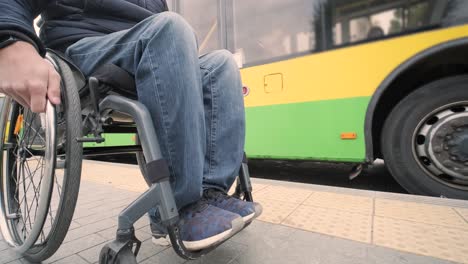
145;159;170;184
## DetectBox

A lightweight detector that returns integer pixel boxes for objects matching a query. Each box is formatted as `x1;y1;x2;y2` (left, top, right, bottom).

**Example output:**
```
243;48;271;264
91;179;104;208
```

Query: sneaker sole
183;216;244;251
152;236;171;247
243;202;263;223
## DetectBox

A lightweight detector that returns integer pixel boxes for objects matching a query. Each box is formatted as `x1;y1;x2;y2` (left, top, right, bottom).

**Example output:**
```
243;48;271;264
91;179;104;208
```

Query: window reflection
166;0;173;11
178;0;220;54
333;0;435;46
228;0;323;66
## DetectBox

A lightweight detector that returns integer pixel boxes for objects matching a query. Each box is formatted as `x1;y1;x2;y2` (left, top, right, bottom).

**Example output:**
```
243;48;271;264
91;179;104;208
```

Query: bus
168;0;468;199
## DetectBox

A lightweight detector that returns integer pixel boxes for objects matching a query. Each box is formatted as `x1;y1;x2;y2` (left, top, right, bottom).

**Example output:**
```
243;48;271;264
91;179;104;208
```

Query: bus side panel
241;25;468;162
245;96;369;162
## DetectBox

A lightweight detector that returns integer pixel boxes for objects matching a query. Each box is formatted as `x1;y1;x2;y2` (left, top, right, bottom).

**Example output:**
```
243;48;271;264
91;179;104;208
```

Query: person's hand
0;41;61;113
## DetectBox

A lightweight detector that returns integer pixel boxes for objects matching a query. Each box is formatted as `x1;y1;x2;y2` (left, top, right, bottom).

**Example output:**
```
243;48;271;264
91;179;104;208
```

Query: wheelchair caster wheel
99;245;137;264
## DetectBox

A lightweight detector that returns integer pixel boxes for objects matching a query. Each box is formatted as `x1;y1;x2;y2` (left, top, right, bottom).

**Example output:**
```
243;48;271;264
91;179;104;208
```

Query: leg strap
145;159;170;184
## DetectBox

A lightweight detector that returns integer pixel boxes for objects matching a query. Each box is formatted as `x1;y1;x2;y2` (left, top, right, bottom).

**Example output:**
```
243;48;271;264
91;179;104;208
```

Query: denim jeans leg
65;12;205;210
199;50;245;192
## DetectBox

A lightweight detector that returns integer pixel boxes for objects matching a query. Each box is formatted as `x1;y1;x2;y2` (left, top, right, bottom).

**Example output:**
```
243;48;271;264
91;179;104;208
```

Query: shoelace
204;189;232;204
183;199;210;218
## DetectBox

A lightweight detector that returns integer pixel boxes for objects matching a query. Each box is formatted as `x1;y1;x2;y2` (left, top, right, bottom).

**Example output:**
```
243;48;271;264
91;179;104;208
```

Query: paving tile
134;217;150;230
230;221;296;245
185;240;247;264
254;198;299;224
228;183;269;196
282;205;372;243
115;185;146;193
63;218;117;243
229;233;293;264
0;239;9;252
4;260;28;264
51;254;89;264
366;244;456;264
74;205;126;226
373;216;468;264
73;194;137;220
81;162;147;192
454;207;468;223
96;226;152;241
139;248;185;264
45;234;106;263
251;183;270;193
287;229;368;259
277;230;336;264
77;241;108;264
303;191;374;215
136;239;172;263
0;248;22;264
254;186;313;204
375;199;468;229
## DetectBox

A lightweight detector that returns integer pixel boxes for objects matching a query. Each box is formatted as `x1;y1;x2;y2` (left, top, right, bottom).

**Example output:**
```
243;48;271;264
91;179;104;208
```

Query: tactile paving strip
454;208;468;223
228;183;269;195
255;198;300;224
375;199;468;229
282;205;372;243
82;162;147;191
303;192;374;215
373;216;468;264
252;183;270;193
254;186;313;204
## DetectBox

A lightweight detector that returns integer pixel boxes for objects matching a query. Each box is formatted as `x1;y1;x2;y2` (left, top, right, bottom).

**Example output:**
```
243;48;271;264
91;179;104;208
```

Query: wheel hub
413;102;468;190
447;127;468;162
428;115;468;178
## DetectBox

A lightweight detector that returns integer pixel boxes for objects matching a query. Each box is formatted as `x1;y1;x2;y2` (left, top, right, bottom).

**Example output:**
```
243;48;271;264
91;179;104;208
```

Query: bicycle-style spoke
24;158;44;224
15;157;43;209
6;108;52;242
19;160;33;237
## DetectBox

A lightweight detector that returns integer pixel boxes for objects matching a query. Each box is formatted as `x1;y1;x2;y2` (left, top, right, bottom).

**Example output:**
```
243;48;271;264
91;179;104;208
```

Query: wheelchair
0;51;254;263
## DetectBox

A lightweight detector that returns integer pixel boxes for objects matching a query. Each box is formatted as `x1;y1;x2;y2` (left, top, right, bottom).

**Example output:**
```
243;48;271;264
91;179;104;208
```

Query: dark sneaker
203;189;262;223
178;200;243;250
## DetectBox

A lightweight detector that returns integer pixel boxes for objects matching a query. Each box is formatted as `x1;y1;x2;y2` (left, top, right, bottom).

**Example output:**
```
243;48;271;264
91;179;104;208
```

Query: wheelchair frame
0;51;254;263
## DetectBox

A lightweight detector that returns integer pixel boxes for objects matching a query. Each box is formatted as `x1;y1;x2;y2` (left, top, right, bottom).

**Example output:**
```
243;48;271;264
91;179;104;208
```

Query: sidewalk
1;160;467;264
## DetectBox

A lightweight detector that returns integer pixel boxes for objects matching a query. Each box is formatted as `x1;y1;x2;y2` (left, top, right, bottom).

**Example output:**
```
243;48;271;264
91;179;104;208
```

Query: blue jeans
66;12;245;211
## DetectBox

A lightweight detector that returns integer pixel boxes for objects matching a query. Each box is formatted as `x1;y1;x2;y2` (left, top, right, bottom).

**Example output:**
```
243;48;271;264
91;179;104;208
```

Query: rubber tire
23;57;83;261
382;75;468;199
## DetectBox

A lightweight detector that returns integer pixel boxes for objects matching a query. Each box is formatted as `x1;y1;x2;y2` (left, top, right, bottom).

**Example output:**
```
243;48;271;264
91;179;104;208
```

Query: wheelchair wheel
0;56;83;262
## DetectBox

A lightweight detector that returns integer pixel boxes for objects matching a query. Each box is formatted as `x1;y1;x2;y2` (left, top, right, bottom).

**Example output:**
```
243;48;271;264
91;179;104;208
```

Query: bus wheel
382;75;468;199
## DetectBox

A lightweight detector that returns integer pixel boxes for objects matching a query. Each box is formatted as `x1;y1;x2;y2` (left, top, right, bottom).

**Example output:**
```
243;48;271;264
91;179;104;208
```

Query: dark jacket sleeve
0;0;49;55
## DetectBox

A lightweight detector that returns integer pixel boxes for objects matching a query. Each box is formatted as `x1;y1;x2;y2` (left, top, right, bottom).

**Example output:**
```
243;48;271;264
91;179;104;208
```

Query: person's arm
0;0;48;55
0;0;61;113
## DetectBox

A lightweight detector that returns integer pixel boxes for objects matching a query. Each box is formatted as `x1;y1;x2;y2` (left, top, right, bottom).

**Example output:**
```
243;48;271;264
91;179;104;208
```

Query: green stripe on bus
245;96;371;162
84;133;136;148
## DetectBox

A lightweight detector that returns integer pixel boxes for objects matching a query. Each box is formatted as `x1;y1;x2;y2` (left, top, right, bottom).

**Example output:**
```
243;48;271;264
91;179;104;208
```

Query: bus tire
382;75;468;199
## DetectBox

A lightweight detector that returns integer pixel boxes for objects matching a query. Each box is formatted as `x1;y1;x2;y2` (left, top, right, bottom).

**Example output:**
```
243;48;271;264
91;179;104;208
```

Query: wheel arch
365;37;468;162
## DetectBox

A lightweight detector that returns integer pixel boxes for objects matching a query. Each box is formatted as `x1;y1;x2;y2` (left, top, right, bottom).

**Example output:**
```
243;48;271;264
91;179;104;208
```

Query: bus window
178;0;220;54
227;0;323;66
332;0;440;47
443;0;468;26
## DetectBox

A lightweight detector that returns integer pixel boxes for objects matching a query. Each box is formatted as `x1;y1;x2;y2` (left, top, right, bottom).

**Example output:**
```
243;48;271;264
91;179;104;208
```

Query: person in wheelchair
0;0;262;252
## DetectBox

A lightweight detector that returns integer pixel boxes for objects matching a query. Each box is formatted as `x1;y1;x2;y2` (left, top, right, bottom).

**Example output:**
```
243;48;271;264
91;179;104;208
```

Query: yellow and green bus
173;0;468;199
